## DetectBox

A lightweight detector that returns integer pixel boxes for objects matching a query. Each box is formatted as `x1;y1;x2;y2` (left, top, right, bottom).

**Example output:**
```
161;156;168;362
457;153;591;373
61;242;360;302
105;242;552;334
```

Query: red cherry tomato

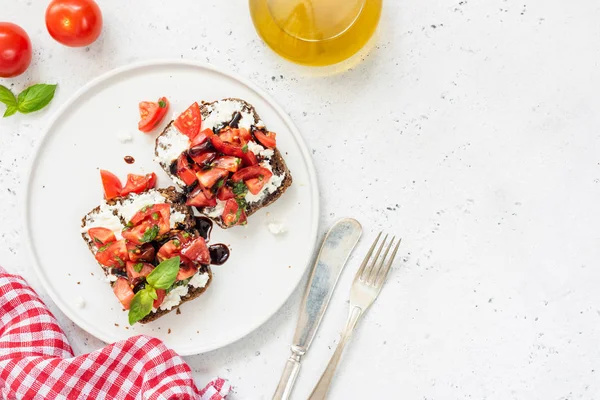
45;0;103;47
0;22;32;78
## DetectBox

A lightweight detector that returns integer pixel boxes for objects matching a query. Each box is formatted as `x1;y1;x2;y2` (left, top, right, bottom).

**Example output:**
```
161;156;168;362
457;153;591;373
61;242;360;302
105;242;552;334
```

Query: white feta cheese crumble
204;199;227;218
247;141;265;155
189;272;210;288
117;132;134;143
81;203;123;240
202;100;258;130
160;285;189;311
260;148;274;159
268;221;287;235
75;297;86;309
155;124;190;167
170;210;186;227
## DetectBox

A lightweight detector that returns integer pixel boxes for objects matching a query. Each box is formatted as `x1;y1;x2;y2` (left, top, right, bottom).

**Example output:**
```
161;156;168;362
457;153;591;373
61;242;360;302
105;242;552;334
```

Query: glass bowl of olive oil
249;0;382;66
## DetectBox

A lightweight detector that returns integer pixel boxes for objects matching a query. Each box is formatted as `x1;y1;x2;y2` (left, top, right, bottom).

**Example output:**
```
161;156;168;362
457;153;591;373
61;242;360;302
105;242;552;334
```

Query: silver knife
273;218;362;400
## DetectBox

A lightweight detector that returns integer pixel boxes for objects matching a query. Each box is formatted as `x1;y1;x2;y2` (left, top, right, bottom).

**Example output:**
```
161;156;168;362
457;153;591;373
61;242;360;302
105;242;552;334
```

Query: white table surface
2;1;600;399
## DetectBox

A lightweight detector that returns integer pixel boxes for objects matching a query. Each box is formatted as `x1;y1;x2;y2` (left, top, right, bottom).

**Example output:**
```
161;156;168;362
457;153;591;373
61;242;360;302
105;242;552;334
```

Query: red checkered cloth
0;266;230;399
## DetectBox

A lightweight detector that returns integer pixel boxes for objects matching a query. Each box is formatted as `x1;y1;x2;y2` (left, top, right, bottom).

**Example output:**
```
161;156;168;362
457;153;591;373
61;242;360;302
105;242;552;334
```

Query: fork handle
308;306;363;400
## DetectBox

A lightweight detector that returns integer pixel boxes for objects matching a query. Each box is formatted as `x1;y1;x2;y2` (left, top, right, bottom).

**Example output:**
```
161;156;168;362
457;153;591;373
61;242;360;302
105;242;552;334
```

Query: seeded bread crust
155;98;293;229
80;187;211;324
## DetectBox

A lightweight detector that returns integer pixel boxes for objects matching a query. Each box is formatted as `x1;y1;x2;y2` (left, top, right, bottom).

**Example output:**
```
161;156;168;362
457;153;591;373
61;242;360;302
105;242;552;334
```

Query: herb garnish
242;144;248;154
133;263;144;273
128;256;180;325
232;181;248;197
0;83;57;118
140;225;159;243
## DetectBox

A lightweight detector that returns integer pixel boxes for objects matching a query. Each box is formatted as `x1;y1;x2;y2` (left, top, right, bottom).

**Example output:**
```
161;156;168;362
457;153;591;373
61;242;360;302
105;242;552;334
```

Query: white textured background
2;0;600;399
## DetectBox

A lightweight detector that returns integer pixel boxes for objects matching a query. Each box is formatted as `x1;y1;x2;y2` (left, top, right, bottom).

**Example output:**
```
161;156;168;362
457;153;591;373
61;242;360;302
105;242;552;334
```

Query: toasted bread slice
154;98;292;229
81;187;212;324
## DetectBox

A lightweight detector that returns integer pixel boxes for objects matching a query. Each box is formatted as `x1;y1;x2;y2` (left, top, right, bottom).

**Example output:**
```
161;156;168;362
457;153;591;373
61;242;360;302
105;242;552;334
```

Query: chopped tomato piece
254;130;276;148
176;256;199;281
130;203;170;226
147;172;157;188
222;198;245;227
239;128;252;142
129;204;170;235
156;232;192;262
153;289;166;308
190;128;214;147
209;135;245;158
121;173;157;197
157;239;181;262
174;102;201;139
122;219;159;245
181;237;210;264
217;185;234;201
245;177;267;195
95;240;128;268
186;189;217;208
196;168;229;189
231;165;273;182
138;97;169;133
100;170;122;200
126;242;156;263
175;154;197;186
88;227;116;248
190;151;216;167
212;156;241;173
125;261;154;284
113;278;135;310
241;150;258;166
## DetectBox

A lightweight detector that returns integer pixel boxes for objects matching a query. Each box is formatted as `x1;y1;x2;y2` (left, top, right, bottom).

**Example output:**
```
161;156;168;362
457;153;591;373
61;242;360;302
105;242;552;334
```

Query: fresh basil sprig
140;225;159;243
128;256;180;325
0;84;57;118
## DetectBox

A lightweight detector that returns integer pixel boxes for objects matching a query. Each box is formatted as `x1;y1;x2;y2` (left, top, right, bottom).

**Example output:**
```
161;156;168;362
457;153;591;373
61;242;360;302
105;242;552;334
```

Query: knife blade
273;218;362;400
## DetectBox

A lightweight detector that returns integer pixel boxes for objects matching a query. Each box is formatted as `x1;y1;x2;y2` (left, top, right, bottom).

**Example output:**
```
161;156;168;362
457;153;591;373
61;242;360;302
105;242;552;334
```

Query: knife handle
273;346;304;400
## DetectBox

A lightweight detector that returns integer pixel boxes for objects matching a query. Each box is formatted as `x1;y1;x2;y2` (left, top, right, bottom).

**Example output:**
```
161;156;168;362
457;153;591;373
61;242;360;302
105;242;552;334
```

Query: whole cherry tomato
46;0;103;47
0;22;32;78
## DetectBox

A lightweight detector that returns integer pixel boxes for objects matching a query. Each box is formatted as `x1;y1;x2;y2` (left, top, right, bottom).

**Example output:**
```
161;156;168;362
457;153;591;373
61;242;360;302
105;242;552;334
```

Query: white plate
25;60;319;355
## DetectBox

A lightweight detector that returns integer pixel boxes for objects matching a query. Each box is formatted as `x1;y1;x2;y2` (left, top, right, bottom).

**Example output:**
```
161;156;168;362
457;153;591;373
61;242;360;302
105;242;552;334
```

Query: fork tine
354;232;381;282
362;234;388;282
375;238;401;288
369;236;395;284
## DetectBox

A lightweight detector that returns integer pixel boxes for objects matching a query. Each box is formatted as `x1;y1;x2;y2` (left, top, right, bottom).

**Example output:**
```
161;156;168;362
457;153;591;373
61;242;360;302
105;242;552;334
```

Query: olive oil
249;0;382;66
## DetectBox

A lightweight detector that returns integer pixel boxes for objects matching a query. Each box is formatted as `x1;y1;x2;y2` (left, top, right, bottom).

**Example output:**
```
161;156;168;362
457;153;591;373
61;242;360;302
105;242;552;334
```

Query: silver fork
308;233;401;400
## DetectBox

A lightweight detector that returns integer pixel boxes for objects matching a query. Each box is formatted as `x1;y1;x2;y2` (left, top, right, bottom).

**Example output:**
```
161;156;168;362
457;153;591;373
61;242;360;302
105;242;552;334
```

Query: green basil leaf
140;225;159;243
128;288;154;325
16;84;57;114
148;286;158;300
133;263;143;273
158;100;166;108
3;105;18;118
242;144;248;154
0;85;17;107
146;256;180;289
